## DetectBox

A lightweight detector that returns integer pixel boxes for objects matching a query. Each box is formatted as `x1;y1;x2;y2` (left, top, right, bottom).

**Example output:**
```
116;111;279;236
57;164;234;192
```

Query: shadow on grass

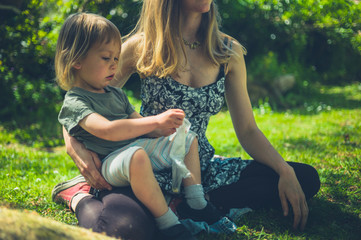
250;165;360;240
279;129;360;154
279;137;319;151
308;90;360;109
196;167;361;240
285;82;361;115
1;119;63;149
231;197;361;240
306;197;361;240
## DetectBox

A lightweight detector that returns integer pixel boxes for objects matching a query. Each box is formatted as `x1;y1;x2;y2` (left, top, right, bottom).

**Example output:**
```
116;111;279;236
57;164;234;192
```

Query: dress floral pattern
140;65;251;194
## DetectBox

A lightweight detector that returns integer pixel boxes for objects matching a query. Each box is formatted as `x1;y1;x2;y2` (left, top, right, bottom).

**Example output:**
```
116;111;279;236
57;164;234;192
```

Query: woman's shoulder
218;34;246;76
114;34;143;85
121;34;144;65
220;33;246;56
231;41;247;60
122;33;143;51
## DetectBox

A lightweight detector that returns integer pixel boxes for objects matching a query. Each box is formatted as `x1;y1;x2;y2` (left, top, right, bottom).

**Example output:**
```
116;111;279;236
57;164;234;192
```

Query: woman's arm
63;127;112;190
111;35;140;88
225;41;308;230
79;109;184;142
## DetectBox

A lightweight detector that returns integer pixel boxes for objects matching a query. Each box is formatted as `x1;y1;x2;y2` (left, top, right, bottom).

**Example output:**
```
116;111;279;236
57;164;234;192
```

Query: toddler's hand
147;128;177;138
155;109;185;129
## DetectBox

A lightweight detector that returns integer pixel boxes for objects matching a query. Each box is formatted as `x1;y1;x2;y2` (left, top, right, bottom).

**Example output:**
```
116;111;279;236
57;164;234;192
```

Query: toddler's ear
73;62;81;70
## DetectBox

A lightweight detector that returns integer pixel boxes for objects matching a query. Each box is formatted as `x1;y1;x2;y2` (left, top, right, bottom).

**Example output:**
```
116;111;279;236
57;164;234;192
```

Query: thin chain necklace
183;38;201;49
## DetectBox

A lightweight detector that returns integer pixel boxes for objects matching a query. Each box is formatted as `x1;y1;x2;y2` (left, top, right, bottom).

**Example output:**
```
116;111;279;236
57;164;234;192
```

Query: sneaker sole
51;175;87;202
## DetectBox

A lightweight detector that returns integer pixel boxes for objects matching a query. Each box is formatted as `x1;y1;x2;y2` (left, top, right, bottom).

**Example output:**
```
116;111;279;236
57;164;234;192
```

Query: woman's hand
278;167;308;231
63;127;112;190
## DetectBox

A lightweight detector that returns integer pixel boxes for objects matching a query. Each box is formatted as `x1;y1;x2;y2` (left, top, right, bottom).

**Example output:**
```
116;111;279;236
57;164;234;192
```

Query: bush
0;0;61;123
246;51;319;108
0;0;140;145
218;0;361;84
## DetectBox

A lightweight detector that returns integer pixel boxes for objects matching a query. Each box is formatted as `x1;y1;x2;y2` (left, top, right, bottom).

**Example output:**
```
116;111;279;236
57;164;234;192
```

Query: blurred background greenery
0;0;360;147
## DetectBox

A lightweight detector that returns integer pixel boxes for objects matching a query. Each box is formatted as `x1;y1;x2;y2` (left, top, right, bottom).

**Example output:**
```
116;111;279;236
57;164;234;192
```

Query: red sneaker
51;175;90;210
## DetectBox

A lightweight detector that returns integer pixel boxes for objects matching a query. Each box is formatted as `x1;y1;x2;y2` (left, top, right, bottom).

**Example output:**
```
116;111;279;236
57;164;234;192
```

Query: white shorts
101;131;197;187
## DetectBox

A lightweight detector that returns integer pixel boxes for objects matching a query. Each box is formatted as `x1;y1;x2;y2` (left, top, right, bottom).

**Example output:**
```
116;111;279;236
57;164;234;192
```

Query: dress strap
223;36;233;50
219;63;225;79
223;37;229;48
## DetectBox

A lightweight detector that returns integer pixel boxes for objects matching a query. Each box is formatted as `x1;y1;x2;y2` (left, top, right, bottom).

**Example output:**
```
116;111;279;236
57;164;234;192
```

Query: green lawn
1;83;360;239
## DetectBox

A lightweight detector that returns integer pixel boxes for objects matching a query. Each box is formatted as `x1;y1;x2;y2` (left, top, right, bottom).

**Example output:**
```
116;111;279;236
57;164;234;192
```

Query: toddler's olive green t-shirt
58;86;136;157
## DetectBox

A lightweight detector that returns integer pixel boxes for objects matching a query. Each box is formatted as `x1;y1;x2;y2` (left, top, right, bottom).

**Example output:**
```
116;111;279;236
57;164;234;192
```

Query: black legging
209;161;320;211
75;161;320;240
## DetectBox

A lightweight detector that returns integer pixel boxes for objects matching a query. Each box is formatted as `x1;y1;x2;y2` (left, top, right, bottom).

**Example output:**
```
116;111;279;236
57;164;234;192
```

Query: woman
53;1;320;239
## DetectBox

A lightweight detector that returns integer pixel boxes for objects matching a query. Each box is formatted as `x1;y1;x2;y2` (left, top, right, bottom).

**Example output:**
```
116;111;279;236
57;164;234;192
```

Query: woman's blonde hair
55;13;121;91
124;0;245;78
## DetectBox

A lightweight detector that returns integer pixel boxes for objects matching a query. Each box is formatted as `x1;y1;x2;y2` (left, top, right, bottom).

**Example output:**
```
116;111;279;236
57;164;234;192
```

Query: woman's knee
92;191;156;239
95;209;155;240
305;165;321;198
291;162;321;199
76;195;103;229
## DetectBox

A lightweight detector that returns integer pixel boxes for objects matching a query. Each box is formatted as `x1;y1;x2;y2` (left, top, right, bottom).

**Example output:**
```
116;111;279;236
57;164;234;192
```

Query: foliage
0;0;140;143
1;83;360;240
0;0;64;144
219;0;361;84
246;51;320;108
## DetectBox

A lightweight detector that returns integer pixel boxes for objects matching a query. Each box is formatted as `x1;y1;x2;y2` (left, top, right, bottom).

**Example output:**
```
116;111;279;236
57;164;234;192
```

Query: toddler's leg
129;149;171;218
183;138;201;186
103;146;178;223
178;138;230;226
129;150;180;227
130;149;196;239
182;139;207;209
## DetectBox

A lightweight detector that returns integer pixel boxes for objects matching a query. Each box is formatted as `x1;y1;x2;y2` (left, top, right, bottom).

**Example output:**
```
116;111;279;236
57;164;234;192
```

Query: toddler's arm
79;109;185;141
129;112;178;138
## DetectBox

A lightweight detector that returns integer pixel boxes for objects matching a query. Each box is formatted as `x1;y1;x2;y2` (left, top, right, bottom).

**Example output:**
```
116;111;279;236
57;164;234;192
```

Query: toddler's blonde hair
55;13;121;90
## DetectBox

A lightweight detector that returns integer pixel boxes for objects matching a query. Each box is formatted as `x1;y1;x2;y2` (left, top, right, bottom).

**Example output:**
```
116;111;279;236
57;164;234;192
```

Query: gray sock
155;208;180;230
184;184;207;210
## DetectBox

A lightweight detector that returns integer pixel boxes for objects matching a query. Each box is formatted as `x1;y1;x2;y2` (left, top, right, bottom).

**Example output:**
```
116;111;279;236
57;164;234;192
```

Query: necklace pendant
183;38;200;50
190;43;198;49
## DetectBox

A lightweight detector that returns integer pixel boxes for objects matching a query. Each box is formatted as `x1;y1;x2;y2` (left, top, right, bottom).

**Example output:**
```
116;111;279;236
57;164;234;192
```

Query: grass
1;82;360;239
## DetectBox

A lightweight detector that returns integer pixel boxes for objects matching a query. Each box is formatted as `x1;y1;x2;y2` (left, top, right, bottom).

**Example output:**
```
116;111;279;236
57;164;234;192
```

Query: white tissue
169;118;192;193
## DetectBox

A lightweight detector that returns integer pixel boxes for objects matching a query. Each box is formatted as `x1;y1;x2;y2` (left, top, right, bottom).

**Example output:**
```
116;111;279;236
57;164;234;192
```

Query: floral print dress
140;64;250;194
